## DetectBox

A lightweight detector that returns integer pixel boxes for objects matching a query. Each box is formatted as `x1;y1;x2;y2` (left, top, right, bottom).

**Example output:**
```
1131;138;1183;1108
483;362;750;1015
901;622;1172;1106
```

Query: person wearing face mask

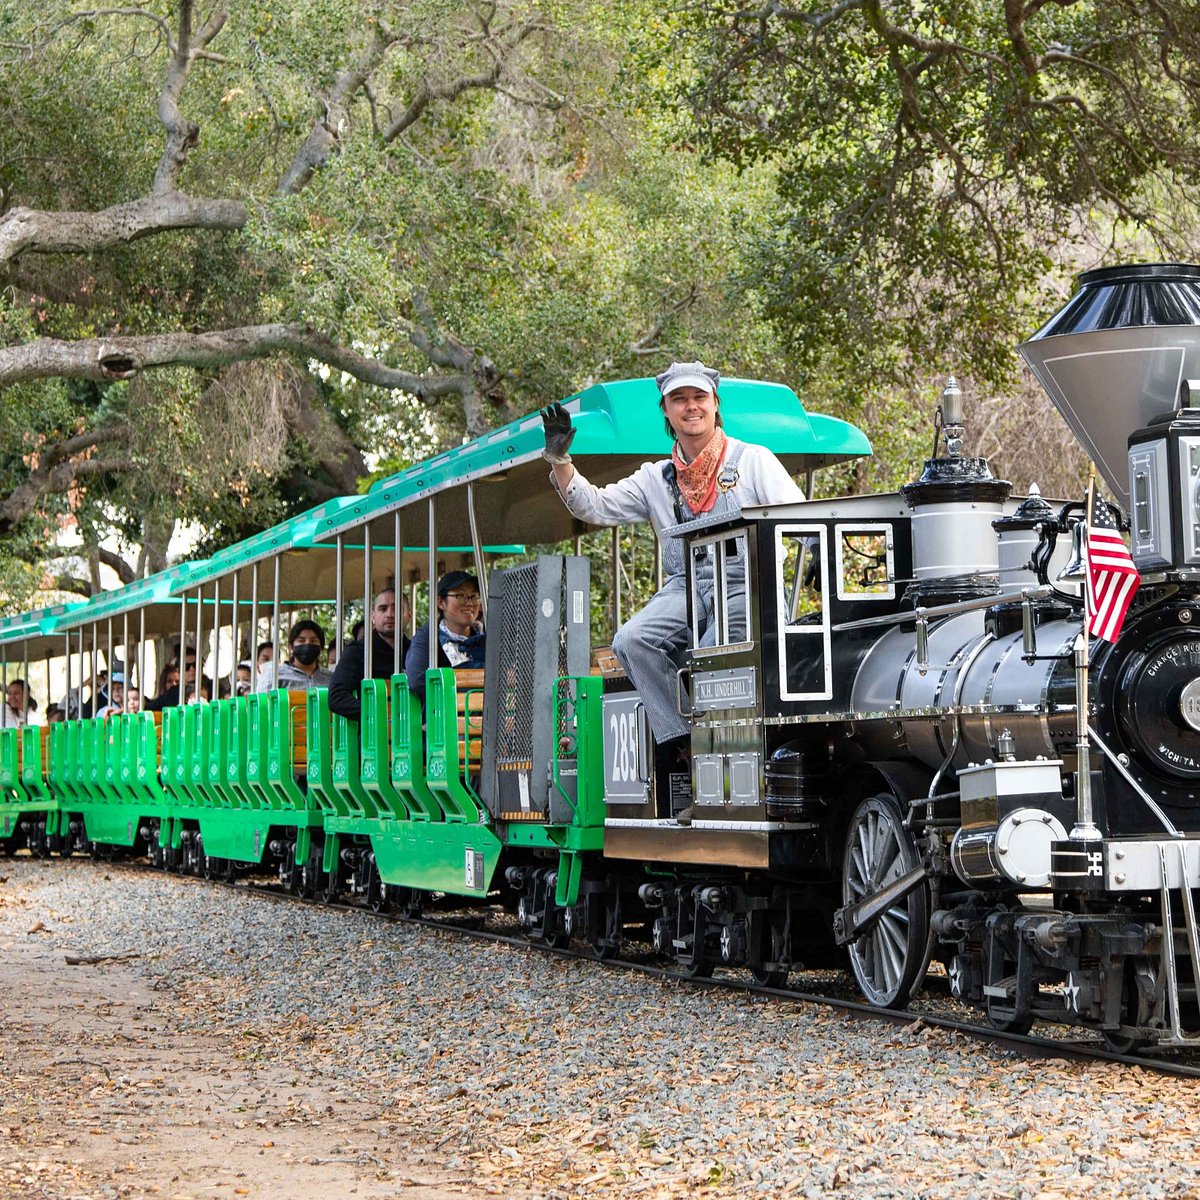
255;620;334;692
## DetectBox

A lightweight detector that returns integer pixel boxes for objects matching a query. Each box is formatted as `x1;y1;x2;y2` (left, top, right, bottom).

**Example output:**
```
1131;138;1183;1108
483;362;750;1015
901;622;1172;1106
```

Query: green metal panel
264;688;309;811
304;688;346;817
103;716;123;795
370;819;503;898
243;694;275;810
225;696;254;807
193;701;224;809
134;713;169;803
162;706;188;800
389;675;440;821
0;728;26;803
47;723;72;804
331;707;378;819
359;678;408;820
192;809;271;862
208;700;239;807
180;704;205;806
21;726;52;804
87;720;115;803
62;722;81;800
423;669;486;824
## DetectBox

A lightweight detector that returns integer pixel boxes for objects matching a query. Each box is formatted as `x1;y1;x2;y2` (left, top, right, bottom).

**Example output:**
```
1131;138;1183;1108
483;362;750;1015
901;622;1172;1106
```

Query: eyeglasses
444;592;481;602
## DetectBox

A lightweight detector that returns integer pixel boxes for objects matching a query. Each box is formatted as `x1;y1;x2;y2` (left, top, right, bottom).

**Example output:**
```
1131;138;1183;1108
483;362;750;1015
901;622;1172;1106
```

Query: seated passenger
1;679;37;727
124;688;144;714
328;588;411;722
94;675;125;718
255;620;334;692
256;641;274;668
235;662;253;696
404;572;486;705
542;360;804;756
45;702;65;723
145;653;195;711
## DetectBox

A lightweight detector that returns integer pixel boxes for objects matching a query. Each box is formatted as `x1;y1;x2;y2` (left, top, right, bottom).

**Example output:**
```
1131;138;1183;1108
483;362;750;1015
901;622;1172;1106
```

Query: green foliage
659;0;1200;393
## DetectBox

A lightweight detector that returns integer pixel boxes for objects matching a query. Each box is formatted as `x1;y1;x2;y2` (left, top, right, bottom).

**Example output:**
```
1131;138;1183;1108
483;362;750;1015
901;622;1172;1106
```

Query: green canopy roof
55;562;210;640
315;376;871;547
0;601;85;659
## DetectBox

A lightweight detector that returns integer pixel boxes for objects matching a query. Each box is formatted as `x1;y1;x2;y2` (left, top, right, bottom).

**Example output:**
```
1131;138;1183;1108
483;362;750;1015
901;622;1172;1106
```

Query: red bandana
672;428;727;515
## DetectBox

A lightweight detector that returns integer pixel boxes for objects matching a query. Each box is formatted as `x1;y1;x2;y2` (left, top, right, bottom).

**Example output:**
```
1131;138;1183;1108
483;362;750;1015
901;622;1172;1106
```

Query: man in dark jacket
328;587;410;722
404;571;486;705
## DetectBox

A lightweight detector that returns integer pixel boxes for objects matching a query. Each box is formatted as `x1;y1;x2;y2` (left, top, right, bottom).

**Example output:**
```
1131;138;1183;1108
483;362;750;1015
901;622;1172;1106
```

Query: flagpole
1071;465;1101;842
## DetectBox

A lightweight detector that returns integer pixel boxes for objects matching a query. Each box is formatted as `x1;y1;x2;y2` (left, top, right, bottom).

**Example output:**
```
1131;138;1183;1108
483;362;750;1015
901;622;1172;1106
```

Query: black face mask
292;643;322;666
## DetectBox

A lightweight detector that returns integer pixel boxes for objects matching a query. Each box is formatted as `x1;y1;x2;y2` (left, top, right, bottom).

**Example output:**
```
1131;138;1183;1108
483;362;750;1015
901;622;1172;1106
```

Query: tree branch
0;453;130;536
0;193;247;268
0;323;472;398
380;20;543;143
95;546;137;585
277;19;398;196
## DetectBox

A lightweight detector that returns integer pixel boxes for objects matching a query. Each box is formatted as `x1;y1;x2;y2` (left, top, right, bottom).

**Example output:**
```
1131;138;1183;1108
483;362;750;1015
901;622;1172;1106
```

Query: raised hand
541;402;577;464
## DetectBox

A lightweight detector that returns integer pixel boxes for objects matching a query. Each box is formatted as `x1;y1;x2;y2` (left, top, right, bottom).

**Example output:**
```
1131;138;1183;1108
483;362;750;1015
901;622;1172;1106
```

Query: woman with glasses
404;571;487;704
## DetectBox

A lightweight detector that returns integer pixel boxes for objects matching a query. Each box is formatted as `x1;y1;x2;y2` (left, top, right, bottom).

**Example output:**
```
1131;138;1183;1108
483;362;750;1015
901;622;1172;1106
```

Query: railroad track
57;853;1200;1081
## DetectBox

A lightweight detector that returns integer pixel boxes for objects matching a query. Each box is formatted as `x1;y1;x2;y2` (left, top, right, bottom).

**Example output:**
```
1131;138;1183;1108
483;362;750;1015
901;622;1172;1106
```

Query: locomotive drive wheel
842;794;932;1009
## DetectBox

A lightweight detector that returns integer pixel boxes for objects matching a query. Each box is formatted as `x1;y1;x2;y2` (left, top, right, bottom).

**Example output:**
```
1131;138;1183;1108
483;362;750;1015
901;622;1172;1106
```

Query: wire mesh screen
492;562;539;772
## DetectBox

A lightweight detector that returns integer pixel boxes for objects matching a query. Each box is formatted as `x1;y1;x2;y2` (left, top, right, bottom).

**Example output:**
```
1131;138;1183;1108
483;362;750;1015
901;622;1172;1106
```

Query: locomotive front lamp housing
1127;401;1200;571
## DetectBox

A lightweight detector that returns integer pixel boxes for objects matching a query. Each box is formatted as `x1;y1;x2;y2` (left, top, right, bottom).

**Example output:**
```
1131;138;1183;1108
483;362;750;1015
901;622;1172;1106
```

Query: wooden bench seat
287;690;308;770
455;670;485;768
590;645;627;679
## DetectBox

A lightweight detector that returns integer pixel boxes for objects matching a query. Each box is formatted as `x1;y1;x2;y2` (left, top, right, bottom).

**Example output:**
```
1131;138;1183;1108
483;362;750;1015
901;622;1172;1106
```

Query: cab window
690;531;751;653
835;524;895;601
776;525;831;699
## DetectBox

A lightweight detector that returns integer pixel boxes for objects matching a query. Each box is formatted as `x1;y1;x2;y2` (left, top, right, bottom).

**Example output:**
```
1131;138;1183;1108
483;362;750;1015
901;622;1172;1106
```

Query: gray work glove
541;402;577;465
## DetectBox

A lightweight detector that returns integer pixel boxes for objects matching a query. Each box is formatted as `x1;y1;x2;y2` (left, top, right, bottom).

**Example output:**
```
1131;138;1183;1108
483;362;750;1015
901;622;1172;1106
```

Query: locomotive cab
601;494;919;869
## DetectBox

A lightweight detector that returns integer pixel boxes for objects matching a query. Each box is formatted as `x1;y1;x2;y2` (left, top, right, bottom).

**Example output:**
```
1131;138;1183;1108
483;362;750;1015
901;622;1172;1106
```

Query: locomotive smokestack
940;376;964;456
1020;263;1200;510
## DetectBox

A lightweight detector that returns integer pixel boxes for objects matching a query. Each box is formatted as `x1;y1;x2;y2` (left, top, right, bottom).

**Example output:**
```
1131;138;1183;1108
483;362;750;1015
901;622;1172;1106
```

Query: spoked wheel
842;794;932;1009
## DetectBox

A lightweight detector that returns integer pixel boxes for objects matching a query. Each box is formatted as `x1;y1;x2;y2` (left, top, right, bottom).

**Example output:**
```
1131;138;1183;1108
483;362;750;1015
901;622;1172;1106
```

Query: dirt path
0;868;483;1200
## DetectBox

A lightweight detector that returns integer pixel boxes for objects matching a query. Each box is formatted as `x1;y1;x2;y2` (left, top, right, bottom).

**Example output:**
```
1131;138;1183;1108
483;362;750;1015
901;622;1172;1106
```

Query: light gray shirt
255;660;334;692
553;437;804;538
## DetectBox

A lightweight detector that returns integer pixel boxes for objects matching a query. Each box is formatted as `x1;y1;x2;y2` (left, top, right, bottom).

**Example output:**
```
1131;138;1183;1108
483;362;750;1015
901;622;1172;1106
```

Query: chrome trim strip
603;818;815;832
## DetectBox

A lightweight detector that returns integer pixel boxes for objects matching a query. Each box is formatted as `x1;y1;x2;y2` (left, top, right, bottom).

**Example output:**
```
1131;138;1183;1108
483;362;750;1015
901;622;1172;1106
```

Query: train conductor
542;361;804;756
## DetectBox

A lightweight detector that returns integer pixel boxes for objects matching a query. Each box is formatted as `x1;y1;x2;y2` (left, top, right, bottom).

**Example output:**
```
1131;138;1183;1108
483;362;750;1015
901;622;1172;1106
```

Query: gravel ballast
3;856;1200;1199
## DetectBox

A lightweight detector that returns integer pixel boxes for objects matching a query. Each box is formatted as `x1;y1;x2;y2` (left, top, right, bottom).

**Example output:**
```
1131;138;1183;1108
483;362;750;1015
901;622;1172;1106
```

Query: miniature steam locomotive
594;263;1200;1051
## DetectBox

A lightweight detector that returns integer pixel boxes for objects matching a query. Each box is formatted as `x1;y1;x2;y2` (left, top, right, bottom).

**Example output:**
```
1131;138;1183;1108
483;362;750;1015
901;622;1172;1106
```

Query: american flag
1086;489;1140;643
